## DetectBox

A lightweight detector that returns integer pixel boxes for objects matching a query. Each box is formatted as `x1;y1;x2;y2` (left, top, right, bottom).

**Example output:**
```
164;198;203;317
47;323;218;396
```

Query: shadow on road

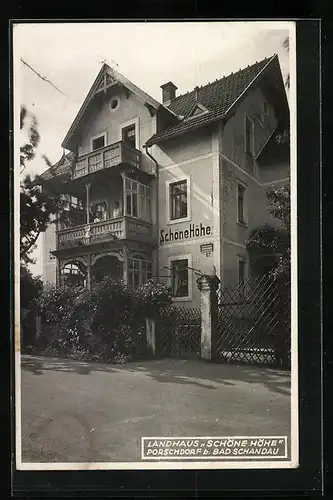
21;355;291;397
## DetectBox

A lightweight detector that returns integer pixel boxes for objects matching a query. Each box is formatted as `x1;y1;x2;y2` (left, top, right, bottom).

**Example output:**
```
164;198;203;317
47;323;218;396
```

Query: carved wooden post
85;183;91;224
56;258;60;287
58;260;64;287
123;246;128;284
86;254;92;290
197;272;220;361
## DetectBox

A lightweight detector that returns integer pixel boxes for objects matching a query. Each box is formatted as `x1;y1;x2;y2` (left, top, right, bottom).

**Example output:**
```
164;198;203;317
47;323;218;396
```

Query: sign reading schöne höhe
160;222;212;244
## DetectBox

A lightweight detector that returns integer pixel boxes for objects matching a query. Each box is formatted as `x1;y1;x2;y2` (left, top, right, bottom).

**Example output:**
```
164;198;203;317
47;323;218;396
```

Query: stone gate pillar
146;318;156;355
197;271;220;361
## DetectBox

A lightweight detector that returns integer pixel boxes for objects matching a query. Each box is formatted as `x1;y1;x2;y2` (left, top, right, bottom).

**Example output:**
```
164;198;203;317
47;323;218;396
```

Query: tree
20;106;59;264
20;264;43;310
20;106;41;173
282;36;290;90
20;174;59;264
246;184;290;279
20;264;43;350
266;184;290;232
248;35;291;274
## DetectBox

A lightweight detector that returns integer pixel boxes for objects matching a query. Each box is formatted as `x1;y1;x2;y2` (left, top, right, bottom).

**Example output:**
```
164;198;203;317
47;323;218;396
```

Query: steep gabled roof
61;63;179;151
145;54;280;147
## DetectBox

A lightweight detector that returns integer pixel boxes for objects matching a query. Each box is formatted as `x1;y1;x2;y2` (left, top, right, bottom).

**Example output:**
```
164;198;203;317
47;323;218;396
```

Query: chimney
160;81;177;104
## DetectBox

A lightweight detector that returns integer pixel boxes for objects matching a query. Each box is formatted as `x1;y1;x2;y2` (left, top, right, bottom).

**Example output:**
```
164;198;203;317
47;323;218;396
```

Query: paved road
20;355;291;463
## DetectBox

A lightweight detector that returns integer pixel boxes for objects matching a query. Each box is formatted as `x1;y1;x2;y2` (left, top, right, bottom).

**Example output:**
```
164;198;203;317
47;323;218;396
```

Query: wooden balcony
57;216;153;250
72;141;141;180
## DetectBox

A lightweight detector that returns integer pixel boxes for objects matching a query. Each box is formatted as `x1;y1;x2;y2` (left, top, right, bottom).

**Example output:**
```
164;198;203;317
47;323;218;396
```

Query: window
128;257;152;289
171;259;189;299
61;262;85;287
192;107;205;117
59;194;83;210
237;183;246;224
245;115;254;174
92;135;105;151
110;97;120;111
245;115;254;155
125;177;151;221
122;124;136;149
186;104;208;119
170;180;188;221
125;178;138;217
58;194;84;229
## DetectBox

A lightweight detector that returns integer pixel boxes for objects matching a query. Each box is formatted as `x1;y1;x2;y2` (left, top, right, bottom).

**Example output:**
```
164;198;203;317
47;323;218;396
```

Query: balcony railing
57;216;152;250
72;141;141;180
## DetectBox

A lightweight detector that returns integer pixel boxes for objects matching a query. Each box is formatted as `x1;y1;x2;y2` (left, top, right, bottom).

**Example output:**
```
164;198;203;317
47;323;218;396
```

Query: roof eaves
145;111;224;147
222;54;277;120
39;152;74;181
255;126;277;161
61;64;107;149
110;66;162;109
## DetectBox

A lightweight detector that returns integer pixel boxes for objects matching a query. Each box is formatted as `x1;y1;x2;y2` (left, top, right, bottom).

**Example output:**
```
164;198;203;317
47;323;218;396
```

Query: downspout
143;144;160;281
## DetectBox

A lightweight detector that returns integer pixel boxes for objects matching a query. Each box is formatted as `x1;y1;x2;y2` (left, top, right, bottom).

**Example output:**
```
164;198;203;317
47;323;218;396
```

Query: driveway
19;355;291;463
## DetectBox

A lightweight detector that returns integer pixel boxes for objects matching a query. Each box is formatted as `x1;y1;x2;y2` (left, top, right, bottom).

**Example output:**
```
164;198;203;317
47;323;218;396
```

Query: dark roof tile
146;56;274;146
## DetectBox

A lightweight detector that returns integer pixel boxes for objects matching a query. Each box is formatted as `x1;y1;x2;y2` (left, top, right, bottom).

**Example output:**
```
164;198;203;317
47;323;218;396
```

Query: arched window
61;262;86;287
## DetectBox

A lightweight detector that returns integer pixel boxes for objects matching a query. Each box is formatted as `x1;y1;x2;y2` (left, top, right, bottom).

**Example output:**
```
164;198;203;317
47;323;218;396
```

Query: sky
14;21;293;276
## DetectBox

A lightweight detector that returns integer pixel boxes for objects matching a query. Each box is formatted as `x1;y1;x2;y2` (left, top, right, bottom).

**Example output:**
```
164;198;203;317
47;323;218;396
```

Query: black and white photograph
14;20;297;470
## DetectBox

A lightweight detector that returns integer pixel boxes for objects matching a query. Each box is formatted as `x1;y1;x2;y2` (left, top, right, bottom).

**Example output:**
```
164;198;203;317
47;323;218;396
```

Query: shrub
20;265;43;310
137;279;172;318
33;278;172;363
20;266;43;351
34;283;83;324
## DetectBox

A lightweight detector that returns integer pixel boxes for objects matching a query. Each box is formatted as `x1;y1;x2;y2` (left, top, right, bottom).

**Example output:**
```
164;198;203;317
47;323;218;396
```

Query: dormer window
192;106;206;117
185;102;209;120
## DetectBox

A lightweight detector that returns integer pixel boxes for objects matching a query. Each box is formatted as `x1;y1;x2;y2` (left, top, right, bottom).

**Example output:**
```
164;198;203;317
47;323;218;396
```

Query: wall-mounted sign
160;222;212;244
200;243;214;254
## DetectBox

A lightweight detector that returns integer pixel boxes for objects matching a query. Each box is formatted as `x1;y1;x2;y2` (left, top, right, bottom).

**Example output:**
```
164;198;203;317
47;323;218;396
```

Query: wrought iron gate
215;274;291;367
155;274;291;367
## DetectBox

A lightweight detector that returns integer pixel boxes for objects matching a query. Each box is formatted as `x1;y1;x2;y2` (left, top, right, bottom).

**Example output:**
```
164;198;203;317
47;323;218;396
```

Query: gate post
197;271;220;361
146;318;156;356
274;276;290;368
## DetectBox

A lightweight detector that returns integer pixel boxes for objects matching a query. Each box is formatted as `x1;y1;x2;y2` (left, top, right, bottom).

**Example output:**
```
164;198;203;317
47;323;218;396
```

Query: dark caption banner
141;436;288;460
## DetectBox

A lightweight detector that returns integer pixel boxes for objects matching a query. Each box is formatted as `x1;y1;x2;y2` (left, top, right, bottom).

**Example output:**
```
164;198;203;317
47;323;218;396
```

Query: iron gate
216;274;291;367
